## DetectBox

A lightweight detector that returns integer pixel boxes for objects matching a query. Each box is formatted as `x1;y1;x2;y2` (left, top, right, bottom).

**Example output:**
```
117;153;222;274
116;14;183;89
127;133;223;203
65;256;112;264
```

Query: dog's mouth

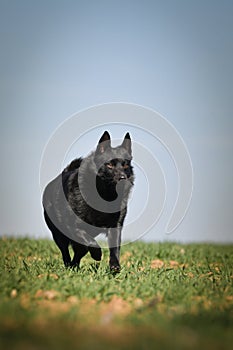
97;172;133;188
114;174;135;186
115;174;127;182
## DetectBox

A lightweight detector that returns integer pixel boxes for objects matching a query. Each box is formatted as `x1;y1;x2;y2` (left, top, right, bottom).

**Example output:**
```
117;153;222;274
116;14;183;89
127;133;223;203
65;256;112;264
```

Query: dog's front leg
108;227;122;272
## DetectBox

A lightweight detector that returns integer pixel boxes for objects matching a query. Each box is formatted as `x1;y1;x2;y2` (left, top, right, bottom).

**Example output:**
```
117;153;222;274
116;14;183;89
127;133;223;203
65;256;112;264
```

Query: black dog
43;131;134;272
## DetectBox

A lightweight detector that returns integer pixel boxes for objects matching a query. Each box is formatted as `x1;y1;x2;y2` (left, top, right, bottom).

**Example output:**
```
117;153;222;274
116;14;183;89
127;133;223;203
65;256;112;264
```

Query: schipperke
43;131;134;272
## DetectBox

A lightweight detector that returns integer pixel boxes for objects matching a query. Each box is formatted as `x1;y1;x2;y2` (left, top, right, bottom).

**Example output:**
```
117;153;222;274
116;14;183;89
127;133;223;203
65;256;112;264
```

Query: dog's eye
106;163;113;169
123;164;129;169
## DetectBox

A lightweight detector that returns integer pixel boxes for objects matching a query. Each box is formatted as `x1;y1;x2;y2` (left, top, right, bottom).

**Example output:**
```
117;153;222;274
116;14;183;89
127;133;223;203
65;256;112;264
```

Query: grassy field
0;237;232;350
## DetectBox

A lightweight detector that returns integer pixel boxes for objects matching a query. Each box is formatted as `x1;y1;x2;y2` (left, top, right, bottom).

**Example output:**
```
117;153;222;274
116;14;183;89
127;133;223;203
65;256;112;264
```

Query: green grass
0;237;232;350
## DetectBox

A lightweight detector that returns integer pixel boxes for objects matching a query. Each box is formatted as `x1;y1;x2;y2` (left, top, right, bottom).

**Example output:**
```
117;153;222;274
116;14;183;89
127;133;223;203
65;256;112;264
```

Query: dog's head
94;131;134;184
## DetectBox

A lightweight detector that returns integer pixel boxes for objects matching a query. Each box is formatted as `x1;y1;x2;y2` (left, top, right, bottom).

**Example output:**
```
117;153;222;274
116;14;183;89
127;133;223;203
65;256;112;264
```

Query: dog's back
63;157;83;173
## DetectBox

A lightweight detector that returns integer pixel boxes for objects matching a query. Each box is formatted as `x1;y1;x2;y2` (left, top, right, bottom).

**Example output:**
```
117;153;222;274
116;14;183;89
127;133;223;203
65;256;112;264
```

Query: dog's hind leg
52;230;71;267
75;229;102;262
70;241;88;268
88;240;102;261
44;210;71;267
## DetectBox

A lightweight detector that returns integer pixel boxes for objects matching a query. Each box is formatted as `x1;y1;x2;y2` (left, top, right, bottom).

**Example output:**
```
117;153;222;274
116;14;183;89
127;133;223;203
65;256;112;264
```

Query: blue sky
0;0;233;242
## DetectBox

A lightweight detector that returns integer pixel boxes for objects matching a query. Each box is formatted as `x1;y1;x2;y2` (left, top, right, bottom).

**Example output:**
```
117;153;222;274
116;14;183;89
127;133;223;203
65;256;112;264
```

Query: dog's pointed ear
121;132;132;155
96;131;111;154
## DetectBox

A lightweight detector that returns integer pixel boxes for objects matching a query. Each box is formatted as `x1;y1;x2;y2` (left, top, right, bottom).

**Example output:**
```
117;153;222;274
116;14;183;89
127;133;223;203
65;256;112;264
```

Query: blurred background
1;0;233;243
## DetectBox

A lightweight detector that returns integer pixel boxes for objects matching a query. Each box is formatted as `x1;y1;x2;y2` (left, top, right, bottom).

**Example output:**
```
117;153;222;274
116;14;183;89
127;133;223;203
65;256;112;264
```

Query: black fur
43;131;134;272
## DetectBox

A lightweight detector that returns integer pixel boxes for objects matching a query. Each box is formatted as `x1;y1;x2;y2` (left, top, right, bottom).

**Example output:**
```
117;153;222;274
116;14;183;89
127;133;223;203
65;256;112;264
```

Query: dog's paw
89;246;102;261
110;264;121;273
69;261;80;270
